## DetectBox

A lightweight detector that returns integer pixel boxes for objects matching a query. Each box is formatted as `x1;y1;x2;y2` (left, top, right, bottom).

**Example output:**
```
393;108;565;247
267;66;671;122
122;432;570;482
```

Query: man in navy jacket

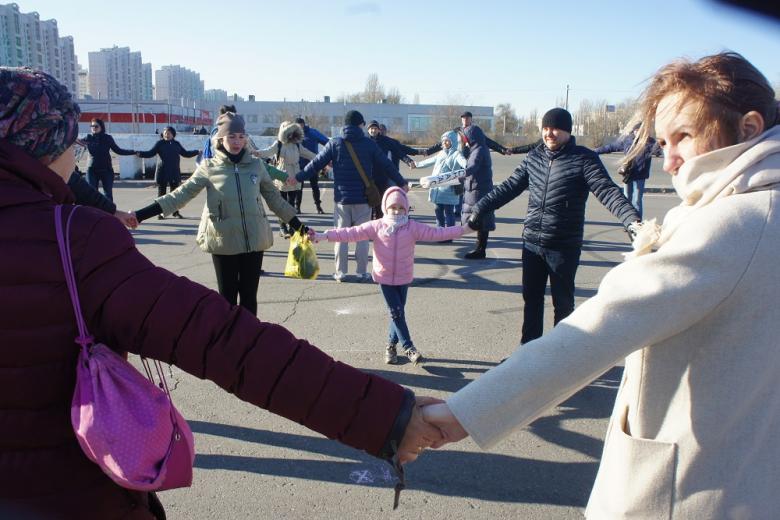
298;110;408;282
468;108;640;344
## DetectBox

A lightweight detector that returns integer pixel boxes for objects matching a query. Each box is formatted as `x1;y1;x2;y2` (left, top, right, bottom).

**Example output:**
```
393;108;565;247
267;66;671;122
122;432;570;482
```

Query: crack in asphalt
280;284;315;324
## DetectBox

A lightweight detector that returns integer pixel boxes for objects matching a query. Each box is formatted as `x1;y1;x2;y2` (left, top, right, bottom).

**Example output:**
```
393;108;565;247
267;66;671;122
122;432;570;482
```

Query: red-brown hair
628;52;778;162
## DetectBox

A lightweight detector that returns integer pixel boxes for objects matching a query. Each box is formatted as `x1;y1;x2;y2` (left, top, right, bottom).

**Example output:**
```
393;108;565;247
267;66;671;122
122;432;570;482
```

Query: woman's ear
739;111;765;142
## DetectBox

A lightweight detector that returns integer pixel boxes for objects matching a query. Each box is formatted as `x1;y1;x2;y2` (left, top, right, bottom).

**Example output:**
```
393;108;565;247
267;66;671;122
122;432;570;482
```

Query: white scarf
626;125;780;259
381;214;408;236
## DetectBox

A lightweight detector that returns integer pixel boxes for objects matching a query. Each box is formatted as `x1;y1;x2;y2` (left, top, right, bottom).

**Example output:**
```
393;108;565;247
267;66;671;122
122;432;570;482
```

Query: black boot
464;231;488;259
315;202;325;214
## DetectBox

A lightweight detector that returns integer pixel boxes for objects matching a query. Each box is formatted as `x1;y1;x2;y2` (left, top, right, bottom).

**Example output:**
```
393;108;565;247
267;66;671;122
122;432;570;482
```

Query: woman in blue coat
137;126;200;219
459;125;495;259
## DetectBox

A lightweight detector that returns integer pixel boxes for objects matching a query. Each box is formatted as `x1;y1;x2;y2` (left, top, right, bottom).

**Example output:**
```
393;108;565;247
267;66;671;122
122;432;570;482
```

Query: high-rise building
87;46;153;100
204;89;229;103
0;3;78;93
76;63;89;98
155;64;204;105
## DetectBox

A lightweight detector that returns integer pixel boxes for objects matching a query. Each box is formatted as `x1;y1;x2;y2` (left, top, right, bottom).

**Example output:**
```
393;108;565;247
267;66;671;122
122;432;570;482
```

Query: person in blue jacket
297;110;409;282
137;126;200;219
75;118;136;201
294;117;329;214
595;123;659;219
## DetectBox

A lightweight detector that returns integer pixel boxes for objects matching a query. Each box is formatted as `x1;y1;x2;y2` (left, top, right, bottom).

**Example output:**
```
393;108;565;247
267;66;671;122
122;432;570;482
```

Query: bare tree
335;74;404;104
495;103;519;135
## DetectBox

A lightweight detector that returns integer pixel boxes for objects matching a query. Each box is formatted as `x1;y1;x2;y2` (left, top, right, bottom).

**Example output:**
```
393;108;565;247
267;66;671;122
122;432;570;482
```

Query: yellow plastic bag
284;230;320;280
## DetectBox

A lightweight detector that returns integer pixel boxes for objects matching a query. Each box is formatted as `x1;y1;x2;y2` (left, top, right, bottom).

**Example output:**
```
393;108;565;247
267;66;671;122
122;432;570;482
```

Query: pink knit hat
381;186;409;213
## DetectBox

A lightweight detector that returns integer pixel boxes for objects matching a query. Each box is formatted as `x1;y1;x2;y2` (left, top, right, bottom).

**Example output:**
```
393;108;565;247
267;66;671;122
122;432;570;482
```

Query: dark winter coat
297;125;407;204
424;126;507;156
299;125;329;169
81;131;135;172
595;132;658;182
371;134;417;190
67;171;116;214
138;138;199;185
459;125;495;231
0;140;411;519
473;136;640;250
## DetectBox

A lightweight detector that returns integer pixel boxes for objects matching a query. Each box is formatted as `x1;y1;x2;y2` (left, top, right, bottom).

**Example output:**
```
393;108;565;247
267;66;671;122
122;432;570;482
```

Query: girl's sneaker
403;346;422;365
384;344;398;364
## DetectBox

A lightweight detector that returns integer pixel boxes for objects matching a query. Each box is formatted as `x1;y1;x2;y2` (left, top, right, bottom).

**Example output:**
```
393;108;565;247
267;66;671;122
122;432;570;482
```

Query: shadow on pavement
189;366;620;506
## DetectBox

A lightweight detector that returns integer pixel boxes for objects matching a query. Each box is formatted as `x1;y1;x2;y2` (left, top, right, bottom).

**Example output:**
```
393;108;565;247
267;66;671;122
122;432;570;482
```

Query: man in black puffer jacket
468;108;640;344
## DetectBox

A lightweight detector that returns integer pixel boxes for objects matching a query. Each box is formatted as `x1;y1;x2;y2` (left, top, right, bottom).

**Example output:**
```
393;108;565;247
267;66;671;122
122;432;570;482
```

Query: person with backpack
253;121;316;237
0;68;442;520
296;110;409;283
136;126;200;219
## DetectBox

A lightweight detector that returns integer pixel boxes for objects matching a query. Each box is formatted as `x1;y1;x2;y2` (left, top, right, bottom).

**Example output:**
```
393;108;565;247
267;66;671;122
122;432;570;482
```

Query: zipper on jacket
537;159;553;244
233;163;251;252
391;230;398;285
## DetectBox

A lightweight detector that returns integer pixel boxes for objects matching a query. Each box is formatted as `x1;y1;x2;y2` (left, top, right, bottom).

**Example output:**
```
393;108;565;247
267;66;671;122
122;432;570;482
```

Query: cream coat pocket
586;406;677;519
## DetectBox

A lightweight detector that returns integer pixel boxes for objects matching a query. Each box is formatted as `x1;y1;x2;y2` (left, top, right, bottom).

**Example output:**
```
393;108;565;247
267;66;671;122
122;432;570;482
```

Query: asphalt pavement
111;152;678;520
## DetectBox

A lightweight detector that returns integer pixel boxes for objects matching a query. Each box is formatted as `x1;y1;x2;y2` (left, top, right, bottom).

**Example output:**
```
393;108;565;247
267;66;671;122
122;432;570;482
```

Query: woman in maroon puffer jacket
0;68;439;520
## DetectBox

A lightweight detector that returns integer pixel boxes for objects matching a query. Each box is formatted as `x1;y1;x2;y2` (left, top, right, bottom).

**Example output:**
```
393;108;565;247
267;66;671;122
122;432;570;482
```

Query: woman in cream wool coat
254;121;316;236
422;52;780;519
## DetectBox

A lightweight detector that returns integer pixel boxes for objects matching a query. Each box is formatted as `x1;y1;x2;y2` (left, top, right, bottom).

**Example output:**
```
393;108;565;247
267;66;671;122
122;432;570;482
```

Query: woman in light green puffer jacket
134;113;306;315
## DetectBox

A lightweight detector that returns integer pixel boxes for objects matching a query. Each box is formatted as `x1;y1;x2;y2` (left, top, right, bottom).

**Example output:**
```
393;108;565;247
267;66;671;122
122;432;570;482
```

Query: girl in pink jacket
314;186;473;365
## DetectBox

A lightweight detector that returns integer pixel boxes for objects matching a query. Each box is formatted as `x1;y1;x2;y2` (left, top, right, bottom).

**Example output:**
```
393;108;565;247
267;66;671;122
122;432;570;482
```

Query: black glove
288;216;308;235
626;221;641;242
466;214;481;231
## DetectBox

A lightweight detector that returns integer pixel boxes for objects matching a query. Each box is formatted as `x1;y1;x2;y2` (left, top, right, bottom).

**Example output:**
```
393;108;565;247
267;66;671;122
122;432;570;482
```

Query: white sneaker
333;272;345;283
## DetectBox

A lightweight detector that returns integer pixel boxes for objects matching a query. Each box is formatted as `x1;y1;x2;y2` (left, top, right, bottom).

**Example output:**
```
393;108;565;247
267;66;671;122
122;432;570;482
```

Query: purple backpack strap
54;205;94;352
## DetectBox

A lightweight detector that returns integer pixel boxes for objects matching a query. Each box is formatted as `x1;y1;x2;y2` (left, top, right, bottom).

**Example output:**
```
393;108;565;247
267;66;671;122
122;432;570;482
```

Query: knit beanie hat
367;120;380;129
344;110;365;127
0;67;80;163
215;112;246;138
541;108;572;133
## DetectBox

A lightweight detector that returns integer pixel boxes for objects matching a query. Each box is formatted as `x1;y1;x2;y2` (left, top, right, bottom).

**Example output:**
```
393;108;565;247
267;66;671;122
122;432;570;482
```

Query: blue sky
15;0;780;116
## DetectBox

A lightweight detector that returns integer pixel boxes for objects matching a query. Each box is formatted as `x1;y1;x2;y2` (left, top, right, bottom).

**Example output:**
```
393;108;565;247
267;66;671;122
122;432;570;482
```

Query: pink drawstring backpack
55;205;195;491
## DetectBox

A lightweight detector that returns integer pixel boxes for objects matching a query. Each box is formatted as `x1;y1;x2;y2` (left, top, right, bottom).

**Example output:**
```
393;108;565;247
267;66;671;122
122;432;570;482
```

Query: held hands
461;224;476;235
285;175;297;187
307;229;327;243
627;220;642;242
420;402;468;448
466;214;481;231
114;210;138;229
397;396;446;464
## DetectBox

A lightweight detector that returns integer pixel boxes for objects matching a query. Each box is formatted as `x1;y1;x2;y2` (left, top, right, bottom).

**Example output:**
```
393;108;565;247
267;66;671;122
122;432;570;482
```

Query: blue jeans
87;168;115;201
623;179;645;219
434;204;457;227
521;244;581;344
380;284;412;348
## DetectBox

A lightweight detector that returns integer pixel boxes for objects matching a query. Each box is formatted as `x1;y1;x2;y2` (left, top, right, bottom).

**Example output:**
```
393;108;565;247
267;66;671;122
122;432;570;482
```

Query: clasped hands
395;397;469;464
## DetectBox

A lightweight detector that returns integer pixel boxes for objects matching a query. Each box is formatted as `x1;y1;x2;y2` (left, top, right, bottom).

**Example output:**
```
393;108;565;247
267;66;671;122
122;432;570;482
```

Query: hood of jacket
278;122;304;144
463;125;486;147
342;125;366;143
0;140;74;209
381;186;410;213
442;130;459;155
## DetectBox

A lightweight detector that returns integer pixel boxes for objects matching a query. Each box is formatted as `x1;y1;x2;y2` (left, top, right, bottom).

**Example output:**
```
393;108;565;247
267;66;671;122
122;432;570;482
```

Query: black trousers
211;251;264;315
521;244;581;344
157;181;180;197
